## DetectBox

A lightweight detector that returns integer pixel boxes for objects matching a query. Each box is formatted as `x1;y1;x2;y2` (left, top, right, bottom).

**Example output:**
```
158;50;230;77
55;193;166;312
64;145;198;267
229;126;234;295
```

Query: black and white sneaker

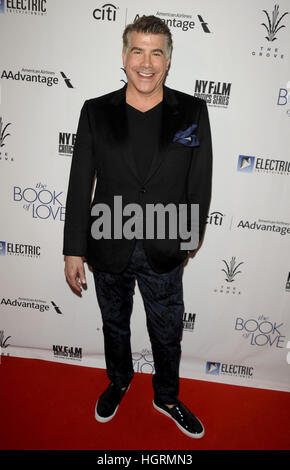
153;398;205;439
95;382;130;423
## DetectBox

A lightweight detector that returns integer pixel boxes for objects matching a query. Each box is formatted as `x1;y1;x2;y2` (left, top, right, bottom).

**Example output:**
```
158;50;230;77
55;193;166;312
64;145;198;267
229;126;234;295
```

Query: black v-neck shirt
126;101;163;183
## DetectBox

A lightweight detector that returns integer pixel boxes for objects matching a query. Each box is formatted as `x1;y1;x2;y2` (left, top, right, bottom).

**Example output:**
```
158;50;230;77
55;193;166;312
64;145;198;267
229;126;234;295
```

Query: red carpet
0;355;289;450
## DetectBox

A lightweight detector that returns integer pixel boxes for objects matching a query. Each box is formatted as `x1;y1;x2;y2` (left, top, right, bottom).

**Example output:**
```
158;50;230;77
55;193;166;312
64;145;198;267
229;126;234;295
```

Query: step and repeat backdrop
0;0;290;392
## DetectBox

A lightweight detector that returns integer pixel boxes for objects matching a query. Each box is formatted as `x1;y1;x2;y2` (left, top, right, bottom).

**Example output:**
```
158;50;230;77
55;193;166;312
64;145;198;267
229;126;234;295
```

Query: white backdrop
1;0;290;392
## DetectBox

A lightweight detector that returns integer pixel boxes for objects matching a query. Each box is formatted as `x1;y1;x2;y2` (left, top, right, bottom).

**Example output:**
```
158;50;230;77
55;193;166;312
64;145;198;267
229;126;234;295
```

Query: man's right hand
65;256;87;295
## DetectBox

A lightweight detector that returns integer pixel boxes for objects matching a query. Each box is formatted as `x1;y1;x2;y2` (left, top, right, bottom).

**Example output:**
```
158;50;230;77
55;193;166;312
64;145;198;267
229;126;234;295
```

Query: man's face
122;31;171;97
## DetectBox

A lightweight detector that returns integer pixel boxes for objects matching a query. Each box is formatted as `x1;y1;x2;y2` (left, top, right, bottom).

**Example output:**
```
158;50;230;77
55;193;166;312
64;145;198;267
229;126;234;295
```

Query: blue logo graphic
0;0;5;14
237;155;255;173
206;361;220;375
0;241;6;255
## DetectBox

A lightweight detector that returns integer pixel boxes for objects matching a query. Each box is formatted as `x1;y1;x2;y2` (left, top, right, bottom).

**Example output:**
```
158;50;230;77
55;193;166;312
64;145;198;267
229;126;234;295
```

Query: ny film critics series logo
194;80;232;108
58;131;76;157
1;68;74;88
0;0;47;15
53;345;82;361
0;116;13;162
251;4;289;59
13;182;65;221
183;312;196;332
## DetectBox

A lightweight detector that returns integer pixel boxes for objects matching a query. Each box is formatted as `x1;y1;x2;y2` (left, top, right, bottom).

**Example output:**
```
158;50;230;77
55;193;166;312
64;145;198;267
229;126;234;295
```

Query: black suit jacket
63;84;212;273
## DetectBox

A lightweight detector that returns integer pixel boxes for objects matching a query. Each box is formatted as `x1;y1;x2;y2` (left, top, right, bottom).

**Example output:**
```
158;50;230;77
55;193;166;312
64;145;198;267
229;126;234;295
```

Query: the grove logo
0;329;11;362
261;4;289;41
0;330;11;349
0;116;14;162
222;257;243;283
251;4;288;59
0;116;11;148
214;256;243;295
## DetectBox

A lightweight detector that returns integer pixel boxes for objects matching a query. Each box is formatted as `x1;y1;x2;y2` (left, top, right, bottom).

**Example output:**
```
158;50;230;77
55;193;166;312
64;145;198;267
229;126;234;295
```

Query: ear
166;57;171;71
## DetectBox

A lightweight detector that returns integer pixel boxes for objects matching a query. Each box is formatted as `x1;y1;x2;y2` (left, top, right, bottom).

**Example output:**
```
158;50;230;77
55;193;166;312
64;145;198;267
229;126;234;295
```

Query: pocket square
173;124;199;147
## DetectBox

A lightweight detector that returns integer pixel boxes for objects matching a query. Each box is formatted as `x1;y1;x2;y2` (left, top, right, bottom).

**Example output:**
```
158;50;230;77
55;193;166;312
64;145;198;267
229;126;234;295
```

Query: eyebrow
130;46;164;55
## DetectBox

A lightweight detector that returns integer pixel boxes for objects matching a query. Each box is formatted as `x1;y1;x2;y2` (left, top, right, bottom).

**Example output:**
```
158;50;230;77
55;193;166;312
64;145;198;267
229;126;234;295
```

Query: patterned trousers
92;239;185;404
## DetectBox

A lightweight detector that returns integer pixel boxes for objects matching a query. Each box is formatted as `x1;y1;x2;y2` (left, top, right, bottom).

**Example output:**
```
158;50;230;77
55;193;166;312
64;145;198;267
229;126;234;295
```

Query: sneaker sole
152;400;205;439
95;384;130;423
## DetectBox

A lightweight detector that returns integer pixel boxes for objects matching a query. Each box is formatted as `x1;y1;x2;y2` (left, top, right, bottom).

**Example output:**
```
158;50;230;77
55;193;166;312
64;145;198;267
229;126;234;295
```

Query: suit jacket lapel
109;84;142;183
142;85;180;185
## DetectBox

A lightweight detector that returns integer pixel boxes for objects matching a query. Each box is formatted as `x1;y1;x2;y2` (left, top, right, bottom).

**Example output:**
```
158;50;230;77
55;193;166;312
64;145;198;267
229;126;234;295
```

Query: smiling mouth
137;72;155;78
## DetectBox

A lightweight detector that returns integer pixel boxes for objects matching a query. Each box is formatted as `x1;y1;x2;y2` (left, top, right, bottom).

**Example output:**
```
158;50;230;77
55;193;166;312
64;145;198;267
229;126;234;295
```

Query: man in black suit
63;16;212;439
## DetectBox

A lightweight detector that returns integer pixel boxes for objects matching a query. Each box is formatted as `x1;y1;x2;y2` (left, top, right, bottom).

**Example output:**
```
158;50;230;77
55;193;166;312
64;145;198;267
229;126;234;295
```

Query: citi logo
206;211;225;226
93;3;118;21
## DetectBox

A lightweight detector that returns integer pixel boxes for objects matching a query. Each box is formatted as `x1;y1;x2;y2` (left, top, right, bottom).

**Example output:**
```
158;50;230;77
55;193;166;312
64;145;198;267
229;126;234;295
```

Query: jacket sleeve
63;100;96;257
186;100;212;252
